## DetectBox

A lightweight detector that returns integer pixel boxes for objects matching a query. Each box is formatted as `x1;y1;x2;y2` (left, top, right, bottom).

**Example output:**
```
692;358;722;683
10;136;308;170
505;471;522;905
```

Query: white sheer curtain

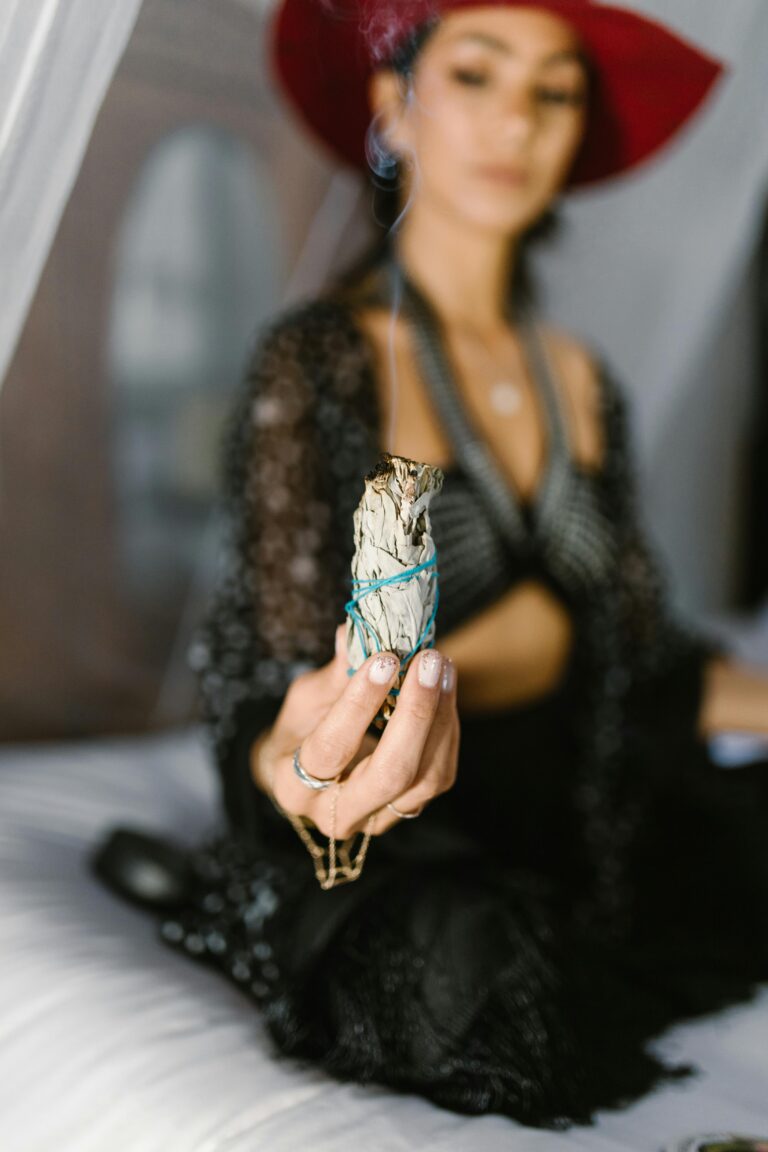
0;0;143;391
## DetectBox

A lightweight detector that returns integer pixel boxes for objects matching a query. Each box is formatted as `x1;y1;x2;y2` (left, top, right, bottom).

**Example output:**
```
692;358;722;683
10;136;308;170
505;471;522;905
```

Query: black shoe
90;826;195;911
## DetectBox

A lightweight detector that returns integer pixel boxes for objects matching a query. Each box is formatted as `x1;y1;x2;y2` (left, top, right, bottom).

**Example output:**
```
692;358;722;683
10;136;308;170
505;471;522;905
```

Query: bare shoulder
540;322;605;468
542;322;602;404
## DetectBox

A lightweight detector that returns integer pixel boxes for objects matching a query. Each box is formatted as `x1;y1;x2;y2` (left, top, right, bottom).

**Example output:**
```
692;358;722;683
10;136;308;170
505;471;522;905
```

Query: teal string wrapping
344;552;439;693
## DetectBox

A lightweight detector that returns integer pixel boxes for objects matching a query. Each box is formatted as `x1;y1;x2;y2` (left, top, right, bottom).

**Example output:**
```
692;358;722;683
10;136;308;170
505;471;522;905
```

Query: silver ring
387;801;423;820
293;746;332;791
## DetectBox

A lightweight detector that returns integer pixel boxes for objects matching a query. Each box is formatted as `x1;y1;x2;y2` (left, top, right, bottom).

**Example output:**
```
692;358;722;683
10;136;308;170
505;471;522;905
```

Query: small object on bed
90;826;194;910
665;1136;768;1151
345;453;443;726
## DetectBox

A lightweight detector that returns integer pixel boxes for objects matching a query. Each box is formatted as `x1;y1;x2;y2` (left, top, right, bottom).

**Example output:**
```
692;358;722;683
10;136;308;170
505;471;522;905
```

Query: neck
391;201;520;335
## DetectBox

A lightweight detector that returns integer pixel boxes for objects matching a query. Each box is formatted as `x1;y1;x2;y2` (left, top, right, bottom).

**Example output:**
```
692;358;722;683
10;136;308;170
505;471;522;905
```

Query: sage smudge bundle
345;453;443;725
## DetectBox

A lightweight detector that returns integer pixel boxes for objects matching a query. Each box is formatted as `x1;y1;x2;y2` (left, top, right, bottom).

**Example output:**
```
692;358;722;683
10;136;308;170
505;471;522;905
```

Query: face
369;6;590;236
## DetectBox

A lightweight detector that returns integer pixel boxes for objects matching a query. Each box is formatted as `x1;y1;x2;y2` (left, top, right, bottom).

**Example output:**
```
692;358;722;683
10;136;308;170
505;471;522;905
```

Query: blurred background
0;0;767;747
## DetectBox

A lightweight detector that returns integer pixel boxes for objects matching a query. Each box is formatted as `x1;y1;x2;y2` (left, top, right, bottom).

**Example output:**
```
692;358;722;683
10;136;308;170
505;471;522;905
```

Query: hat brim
272;0;727;188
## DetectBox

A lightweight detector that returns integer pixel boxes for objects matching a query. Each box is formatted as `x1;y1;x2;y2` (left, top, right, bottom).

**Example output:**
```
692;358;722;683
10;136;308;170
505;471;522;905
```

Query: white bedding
1;727;767;1152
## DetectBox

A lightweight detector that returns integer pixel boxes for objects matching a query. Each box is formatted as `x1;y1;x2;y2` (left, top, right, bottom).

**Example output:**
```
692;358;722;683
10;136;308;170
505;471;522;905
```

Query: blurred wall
0;0;351;741
534;0;768;617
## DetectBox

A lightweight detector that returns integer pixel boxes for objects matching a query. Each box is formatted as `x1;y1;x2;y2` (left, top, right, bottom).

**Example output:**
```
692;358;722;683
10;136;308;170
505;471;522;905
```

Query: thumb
334;621;348;665
295;623;349;715
322;621;352;694
306;622;348;685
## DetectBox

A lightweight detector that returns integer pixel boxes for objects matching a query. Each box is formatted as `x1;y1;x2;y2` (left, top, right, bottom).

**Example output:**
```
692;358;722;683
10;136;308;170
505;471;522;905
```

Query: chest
316;298;620;688
353;306;603;505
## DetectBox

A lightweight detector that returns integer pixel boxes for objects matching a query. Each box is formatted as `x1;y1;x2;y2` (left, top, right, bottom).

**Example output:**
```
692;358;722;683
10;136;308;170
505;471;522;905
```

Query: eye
536;86;585;106
450;67;489;88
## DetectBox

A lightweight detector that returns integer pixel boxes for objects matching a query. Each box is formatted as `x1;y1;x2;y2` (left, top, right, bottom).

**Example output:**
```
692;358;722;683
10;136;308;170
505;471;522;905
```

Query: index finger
271;650;400;811
347;647;446;806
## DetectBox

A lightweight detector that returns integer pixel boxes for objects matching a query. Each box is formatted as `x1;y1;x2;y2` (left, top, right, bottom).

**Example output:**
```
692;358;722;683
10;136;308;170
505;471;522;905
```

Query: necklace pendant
490;381;523;416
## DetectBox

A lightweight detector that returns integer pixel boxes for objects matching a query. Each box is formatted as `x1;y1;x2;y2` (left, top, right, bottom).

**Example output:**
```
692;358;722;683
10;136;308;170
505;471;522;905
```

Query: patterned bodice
344;257;618;633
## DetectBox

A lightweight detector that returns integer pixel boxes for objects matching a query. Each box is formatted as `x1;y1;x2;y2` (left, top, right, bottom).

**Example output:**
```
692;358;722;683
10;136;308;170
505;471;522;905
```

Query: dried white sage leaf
346;453;443;725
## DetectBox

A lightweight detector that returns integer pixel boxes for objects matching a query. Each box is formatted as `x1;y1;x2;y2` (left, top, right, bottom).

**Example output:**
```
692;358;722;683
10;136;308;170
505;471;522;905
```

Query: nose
498;88;536;143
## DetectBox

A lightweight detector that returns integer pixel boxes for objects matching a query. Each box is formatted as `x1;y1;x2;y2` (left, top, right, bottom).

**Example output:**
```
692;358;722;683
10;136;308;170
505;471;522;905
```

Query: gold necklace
455;327;528;417
261;740;376;889
282;780;376;890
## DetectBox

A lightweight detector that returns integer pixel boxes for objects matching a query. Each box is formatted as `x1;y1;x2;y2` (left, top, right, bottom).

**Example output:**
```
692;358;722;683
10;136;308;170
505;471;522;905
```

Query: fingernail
335;624;346;659
369;653;399;684
418;649;442;688
441;657;455;693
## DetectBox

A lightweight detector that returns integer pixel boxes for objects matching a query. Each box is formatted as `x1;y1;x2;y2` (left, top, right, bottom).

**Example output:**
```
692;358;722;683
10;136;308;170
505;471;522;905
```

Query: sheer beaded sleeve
595;358;728;738
189;303;357;835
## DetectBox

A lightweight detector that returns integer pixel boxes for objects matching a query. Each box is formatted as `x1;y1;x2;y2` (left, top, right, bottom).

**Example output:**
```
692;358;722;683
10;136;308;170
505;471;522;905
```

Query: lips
474;164;530;186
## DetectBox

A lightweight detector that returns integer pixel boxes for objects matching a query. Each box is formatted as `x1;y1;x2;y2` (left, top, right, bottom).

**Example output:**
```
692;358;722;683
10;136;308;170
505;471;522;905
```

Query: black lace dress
120;270;768;1129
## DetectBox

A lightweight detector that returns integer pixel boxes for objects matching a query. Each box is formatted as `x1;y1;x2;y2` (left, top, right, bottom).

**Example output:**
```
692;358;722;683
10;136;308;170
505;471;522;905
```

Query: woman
94;0;768;1129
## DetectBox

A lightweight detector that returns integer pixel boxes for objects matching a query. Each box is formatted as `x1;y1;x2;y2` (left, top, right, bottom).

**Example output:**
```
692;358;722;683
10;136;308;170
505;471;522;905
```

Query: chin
452;198;548;237
442;178;555;235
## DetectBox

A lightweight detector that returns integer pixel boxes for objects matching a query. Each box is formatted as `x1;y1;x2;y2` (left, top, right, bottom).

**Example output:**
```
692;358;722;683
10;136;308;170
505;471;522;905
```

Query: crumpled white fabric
4;729;768;1151
346;454;443;721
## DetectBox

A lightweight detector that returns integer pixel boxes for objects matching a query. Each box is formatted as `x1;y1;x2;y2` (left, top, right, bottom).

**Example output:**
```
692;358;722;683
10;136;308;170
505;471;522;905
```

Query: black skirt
149;677;768;1130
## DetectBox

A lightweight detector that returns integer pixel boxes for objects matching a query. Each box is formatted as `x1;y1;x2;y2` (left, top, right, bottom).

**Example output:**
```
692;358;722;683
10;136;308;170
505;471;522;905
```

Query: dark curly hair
332;17;570;314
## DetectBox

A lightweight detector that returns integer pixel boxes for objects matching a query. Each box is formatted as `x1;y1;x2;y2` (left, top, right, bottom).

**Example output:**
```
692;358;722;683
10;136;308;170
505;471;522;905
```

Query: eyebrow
451;31;588;67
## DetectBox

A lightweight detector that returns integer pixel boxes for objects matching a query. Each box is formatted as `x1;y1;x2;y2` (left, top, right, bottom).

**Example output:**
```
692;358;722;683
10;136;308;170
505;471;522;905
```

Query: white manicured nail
418;650;442;688
369;653;399;684
441;658;455;693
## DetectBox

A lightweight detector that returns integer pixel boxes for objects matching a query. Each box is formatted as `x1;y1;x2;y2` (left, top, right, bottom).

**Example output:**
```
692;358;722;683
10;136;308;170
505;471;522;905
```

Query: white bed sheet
1;727;767;1152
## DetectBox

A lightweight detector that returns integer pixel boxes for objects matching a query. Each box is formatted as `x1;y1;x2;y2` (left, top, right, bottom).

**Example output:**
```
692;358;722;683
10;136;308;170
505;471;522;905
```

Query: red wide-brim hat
271;0;728;188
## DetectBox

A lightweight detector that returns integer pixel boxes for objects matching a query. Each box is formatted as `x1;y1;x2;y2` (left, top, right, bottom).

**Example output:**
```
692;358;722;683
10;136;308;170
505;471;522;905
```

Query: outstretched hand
251;624;459;837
